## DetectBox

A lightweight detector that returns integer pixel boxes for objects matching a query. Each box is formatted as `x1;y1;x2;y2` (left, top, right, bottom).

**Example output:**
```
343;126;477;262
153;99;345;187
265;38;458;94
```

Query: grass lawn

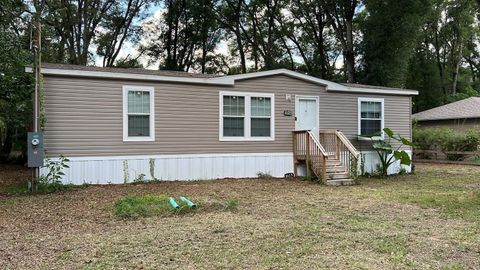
0;163;479;269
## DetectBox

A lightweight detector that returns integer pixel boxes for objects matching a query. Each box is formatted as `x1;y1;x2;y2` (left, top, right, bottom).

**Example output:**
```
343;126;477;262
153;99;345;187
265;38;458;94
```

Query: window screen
251;97;271;137
360;101;382;136
127;90;150;137
223;96;245;137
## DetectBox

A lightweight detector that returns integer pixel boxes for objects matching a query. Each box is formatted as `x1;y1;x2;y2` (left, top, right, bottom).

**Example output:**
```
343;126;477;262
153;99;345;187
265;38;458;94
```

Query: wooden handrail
294;129;360;181
307;130;329;158
335;131;360;158
292;130;328;181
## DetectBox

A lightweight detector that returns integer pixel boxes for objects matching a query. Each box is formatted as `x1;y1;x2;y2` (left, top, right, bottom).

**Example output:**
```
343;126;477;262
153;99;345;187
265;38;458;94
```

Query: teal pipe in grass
180;196;196;208
169;197;179;209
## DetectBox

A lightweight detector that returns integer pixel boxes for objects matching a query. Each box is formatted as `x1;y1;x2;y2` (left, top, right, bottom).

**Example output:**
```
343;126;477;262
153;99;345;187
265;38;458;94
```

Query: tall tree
143;0;219;72
323;0;359;83
0;0;33;159
446;0;476;94
284;0;335;78
45;0;116;65
242;0;288;70
362;0;432;87
214;0;248;73
95;0;155;67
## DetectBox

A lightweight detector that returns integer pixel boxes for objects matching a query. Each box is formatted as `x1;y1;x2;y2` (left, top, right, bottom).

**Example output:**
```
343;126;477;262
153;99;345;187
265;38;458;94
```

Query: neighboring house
413;97;480;131
26;64;418;185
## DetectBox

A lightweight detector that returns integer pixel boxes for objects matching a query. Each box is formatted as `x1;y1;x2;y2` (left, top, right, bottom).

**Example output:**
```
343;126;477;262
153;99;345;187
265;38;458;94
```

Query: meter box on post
28;132;44;167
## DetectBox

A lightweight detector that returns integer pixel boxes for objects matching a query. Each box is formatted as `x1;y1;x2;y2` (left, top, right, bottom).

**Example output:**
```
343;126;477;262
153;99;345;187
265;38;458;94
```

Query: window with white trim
358;97;384;138
220;91;274;141
123;86;155;141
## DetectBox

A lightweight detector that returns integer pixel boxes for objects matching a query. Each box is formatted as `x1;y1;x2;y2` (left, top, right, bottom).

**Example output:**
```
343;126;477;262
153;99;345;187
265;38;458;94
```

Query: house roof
25;63;419;96
38;63;220;78
413;97;480;121
341;83;416;92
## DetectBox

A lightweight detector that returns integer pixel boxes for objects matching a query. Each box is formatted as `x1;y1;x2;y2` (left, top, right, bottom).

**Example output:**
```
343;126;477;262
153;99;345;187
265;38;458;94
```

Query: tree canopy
0;0;479;160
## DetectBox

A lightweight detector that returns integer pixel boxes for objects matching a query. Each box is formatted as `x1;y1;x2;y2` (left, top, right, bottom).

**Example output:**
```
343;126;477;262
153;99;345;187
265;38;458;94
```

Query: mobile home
26;64;418;185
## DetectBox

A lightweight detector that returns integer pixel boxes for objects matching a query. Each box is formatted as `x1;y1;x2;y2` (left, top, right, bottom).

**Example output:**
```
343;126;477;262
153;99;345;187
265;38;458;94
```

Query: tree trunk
434;29;447;100
235;26;247;73
344;21;355;83
0;126;13;159
452;43;463;95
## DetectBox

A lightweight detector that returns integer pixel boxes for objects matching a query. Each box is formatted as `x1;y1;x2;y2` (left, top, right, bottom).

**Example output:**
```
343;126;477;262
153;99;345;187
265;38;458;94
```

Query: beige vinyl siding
43;74;412;157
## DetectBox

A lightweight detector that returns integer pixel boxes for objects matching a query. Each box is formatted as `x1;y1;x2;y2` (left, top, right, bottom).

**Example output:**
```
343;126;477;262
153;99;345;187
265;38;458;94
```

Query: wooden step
326;179;354;186
326;166;346;173
326;172;350;180
326;159;341;166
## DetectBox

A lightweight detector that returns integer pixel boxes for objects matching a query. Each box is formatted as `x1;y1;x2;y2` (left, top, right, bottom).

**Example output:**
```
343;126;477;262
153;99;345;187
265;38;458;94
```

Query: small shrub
413;127;480;161
132;172;160;184
367;128;413;176
114;195;197;218
31;155;74;193
398;167;408;175
256;172;273;179
40;155;70;185
133;173;146;183
443;129;480;160
300;175;320;183
115;195;171;218
225;198;238;211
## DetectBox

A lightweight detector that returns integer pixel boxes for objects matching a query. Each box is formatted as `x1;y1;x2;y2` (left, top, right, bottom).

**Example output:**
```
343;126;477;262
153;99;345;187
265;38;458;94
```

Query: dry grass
0;163;479;269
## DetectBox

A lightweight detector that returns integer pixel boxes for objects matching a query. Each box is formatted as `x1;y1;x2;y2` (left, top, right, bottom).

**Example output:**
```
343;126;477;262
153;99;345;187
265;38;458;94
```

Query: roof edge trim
25;66;235;86
25;66;419;95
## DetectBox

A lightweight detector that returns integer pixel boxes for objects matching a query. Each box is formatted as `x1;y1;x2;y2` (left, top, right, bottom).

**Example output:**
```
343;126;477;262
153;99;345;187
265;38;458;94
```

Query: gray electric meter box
28;132;44;167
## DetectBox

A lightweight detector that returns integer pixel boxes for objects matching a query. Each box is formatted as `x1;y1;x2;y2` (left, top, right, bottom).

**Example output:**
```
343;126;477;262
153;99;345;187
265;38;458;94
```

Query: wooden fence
413;149;479;165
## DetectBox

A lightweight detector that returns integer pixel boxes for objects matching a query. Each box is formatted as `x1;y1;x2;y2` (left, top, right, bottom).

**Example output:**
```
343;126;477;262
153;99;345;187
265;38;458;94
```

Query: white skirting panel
359;150;413;175
296;150;413;177
41;153;294;185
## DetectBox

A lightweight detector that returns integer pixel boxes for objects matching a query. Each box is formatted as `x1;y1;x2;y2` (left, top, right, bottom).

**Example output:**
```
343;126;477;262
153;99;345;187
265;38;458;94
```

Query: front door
295;96;319;138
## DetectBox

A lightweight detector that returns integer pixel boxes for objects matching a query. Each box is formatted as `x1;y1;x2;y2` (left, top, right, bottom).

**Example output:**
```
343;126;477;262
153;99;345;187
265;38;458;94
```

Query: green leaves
362;0;432;87
400;137;414;147
41;155;70;185
383;128;394;138
373;141;393;154
371;128;413;176
393;151;412;166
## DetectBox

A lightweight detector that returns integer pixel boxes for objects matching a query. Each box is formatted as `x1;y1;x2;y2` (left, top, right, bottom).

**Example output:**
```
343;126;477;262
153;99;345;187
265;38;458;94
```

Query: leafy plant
225;198;238;211
256;172;273;179
32;155;73;193
413;127;480;161
359;153;366;176
133;173;147;183
149;158;157;180
114;195;199;218
368;128;414;176
40;155;70;185
115;195;171;218
0;155;74;195
122;160;129;183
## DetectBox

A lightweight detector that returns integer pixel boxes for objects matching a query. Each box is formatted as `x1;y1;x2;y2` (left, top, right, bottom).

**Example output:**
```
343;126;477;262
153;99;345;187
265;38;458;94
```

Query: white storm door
295;96;319;138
